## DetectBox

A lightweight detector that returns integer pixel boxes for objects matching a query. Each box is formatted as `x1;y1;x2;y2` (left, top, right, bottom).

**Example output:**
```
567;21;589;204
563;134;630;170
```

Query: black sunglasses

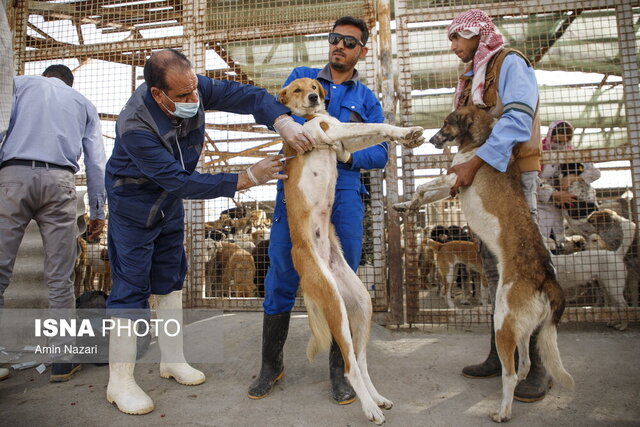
328;32;365;49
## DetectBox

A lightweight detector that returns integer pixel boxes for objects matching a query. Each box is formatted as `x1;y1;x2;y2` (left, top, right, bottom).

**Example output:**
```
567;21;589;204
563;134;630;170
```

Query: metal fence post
378;0;404;324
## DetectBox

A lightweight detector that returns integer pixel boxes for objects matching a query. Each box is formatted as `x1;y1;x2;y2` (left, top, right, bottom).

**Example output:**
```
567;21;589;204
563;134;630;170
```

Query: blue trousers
106;201;187;311
263;188;364;315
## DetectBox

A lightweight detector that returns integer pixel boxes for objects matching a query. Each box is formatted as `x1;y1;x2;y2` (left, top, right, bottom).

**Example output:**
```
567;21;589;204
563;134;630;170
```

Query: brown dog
429;239;488;308
278;77;424;424
394;105;574;422
206;241;256;297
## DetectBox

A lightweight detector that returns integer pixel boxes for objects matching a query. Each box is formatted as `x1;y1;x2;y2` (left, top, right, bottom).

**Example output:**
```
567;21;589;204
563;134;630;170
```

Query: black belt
0;159;74;174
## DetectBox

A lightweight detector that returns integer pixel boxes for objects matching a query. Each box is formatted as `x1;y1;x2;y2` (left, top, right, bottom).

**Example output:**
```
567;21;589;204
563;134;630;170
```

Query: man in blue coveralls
105;49;320;415
247;16;388;405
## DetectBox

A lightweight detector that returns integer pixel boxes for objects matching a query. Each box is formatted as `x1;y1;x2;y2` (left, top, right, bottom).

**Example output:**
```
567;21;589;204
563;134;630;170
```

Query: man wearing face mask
105;49;319;415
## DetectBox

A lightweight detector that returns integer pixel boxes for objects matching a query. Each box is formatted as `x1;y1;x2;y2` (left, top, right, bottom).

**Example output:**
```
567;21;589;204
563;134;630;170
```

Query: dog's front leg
325;123;424;152
393;174;458;212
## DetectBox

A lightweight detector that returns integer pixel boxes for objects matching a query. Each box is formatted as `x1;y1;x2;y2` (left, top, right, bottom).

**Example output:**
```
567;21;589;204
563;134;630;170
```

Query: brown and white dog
205;241;256;298
429;239;488;308
278;78;424;425
394;106;574;422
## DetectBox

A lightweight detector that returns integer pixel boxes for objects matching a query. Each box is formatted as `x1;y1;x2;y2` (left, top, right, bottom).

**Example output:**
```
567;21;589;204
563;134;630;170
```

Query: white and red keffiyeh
448;9;505;109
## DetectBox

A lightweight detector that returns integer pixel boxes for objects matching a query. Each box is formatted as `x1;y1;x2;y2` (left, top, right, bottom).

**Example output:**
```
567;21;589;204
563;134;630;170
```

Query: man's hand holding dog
274;114;314;154
448;155;484;197
237;155;287;190
274;114;335;155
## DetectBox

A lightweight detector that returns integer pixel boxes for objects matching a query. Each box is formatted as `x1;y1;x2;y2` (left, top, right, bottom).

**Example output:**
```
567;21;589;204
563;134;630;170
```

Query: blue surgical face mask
162;90;200;119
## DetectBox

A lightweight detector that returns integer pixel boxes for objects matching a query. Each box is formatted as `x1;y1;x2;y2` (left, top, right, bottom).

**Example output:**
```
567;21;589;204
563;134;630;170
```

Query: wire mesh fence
396;0;640;328
5;0;640;328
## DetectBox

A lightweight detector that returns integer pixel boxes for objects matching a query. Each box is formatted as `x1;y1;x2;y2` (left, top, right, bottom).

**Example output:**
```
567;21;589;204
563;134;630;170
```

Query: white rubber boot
156;291;205;385
0;367;9;381
106;317;154;415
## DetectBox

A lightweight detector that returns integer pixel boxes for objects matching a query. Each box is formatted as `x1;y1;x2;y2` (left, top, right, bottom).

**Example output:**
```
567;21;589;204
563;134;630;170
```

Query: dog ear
314;79;326;100
277;87;288;106
467;108;494;145
453;110;471;134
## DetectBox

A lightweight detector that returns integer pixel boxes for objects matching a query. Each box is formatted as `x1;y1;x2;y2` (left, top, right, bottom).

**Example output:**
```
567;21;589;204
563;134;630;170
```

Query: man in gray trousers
0;65;106;382
0;0;12;382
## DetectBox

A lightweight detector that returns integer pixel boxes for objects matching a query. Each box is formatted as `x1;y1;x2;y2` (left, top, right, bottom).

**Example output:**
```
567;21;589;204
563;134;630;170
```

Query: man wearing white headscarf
446;9;549;403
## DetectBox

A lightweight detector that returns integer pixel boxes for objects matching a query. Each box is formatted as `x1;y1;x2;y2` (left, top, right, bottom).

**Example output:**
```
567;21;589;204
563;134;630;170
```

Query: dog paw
376;396;393;409
609;322;628;331
399;127;425;148
491;411;511;423
364;405;386;425
392;202;409;212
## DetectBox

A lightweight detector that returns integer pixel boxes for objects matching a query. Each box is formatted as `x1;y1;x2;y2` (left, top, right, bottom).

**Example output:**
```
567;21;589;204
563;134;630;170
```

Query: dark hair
42;64;74;87
551;122;573;139
333;16;369;46
143;49;192;91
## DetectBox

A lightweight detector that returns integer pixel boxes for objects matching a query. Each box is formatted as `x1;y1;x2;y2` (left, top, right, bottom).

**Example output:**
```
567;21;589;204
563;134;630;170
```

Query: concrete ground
1;312;639;427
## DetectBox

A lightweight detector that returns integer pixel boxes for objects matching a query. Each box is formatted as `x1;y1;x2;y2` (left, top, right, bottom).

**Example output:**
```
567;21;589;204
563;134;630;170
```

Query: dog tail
304;296;333;361
537;310;575;391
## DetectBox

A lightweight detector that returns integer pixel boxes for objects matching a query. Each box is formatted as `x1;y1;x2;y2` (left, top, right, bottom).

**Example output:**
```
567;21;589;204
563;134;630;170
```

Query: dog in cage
393;105;574;422
205;241;256;298
551;209;635;330
278;77;424;425
428;239;489;308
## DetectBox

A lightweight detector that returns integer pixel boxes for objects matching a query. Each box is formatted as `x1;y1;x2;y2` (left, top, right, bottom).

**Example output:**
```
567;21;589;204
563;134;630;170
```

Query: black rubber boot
329;339;356;405
247;312;291;399
462;316;502;378
514;331;551;402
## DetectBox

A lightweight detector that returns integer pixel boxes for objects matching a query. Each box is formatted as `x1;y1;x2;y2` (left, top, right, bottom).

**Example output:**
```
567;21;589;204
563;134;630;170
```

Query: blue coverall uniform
106;75;289;310
263;65;388;315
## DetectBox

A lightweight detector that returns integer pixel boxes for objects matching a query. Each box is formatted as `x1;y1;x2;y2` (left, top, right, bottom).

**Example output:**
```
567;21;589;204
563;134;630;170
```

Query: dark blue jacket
106;75;289;228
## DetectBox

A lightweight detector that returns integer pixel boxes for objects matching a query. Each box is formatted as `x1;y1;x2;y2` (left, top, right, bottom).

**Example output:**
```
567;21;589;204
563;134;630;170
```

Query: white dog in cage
552;209;635;330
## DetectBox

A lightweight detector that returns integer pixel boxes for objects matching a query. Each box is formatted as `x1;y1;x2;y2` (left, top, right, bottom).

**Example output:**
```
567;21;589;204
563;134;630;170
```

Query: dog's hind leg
626;268;640;307
516;331;531;382
444;263;456;308
493;311;518;423
341;271;393;410
602;275;629;331
479;276;489;306
328;237;390;424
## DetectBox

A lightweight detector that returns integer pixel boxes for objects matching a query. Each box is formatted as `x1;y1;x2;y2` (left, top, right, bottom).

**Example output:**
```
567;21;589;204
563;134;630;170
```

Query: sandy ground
1;312;639;427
